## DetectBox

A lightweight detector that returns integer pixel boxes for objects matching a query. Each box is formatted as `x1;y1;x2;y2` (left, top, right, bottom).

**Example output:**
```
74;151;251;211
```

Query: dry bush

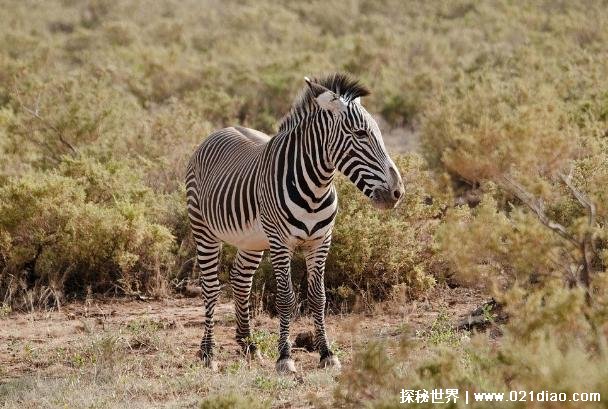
0;156;176;309
331;281;608;408
325;154;445;303
1;0;608;312
423;81;576;184
422;71;608;292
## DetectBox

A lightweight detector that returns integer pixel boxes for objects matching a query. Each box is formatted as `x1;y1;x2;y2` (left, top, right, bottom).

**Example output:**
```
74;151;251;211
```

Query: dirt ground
376;116;420;154
0;286;485;408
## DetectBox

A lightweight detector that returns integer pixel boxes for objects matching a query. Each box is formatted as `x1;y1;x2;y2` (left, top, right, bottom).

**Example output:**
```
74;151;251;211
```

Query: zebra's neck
270;111;337;210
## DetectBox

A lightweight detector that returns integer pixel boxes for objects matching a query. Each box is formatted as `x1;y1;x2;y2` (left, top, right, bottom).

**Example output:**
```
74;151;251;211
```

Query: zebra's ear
304;77;346;113
304;77;330;97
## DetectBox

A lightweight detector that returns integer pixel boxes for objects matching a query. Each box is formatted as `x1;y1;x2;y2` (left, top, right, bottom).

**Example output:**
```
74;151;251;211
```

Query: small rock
184;285;202;298
457;298;508;331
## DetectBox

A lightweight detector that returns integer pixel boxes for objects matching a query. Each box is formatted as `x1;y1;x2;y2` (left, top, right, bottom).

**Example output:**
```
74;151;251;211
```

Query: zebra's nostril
393;189;402;200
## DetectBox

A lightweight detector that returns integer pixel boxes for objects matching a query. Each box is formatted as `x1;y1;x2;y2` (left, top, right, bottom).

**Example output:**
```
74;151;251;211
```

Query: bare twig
500;176;578;246
501;170;598;300
558;170;596;227
20;104;79;155
12;88;79;156
558;170;596;292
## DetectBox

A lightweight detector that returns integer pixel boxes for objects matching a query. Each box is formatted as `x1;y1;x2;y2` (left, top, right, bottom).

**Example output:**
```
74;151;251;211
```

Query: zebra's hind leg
305;235;341;370
229;249;263;360
191;226;222;370
186;167;222;369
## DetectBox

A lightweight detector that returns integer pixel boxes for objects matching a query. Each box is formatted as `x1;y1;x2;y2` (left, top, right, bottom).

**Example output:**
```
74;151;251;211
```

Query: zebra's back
186;126;270;250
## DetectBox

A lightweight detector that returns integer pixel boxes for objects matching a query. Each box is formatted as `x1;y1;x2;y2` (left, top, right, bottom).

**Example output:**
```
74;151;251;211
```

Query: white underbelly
216;221;270;251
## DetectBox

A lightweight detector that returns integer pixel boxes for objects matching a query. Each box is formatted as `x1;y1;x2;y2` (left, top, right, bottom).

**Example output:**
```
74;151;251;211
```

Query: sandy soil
376;115;420;154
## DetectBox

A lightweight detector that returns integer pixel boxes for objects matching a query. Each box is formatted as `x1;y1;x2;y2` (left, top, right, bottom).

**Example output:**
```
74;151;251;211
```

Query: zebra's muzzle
371;185;404;210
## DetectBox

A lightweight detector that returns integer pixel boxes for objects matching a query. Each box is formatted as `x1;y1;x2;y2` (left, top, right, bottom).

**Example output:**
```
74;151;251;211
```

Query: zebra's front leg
229;249;263;361
270;243;297;374
306;235;341;369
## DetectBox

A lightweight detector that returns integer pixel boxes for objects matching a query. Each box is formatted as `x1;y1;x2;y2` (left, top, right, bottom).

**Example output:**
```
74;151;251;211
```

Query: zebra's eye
353;129;368;139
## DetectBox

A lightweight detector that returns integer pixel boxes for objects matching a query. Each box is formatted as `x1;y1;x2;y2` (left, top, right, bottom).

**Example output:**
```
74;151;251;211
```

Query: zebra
185;73;404;374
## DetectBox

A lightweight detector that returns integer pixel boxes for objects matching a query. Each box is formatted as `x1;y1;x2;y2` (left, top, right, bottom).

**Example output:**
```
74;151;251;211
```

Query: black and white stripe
186;73;404;373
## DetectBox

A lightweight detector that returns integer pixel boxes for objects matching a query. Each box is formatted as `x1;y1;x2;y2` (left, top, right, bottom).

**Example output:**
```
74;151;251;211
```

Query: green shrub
422;80;576;184
418;310;461;347
124;318;164;351
0;156;175;309
435;194;563;289
423;77;608;290
245;329;279;360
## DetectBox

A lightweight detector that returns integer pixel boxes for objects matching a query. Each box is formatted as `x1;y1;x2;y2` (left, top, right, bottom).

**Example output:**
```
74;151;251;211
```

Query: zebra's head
303;74;405;210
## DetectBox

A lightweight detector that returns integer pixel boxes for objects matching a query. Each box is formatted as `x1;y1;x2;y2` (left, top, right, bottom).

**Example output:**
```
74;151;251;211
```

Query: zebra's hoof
204;357;219;372
319;355;341;370
197;350;219;372
275;357;297;374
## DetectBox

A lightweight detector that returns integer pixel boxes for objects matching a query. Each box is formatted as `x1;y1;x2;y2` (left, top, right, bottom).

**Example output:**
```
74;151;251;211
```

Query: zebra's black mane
303;73;370;105
278;73;370;133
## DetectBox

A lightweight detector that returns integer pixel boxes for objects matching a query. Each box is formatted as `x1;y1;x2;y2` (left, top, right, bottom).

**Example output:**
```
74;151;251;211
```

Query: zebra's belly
214;221;270;251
